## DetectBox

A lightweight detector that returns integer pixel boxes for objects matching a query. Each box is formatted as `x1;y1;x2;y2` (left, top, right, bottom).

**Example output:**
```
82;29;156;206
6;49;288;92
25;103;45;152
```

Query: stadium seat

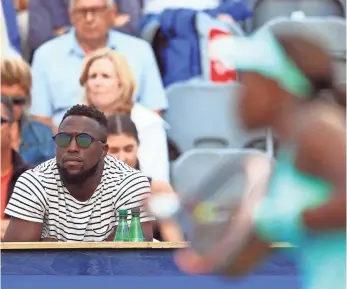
245;0;345;32
171;147;273;194
164;81;274;155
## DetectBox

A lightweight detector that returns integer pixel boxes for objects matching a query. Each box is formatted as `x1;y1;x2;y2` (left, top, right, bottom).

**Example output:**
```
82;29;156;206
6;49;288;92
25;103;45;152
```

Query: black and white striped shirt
5;155;152;241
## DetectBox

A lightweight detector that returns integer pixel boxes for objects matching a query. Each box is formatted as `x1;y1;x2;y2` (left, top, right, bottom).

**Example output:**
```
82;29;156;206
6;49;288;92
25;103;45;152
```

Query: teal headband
210;28;313;97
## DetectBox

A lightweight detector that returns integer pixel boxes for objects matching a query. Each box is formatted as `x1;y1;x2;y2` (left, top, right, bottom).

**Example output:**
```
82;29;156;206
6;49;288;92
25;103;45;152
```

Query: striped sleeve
5;171;47;223
114;172;154;223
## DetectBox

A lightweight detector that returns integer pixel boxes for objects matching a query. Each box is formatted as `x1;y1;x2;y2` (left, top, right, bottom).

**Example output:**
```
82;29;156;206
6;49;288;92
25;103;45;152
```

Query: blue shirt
28;0;142;52
30;28;167;127
20;118;56;166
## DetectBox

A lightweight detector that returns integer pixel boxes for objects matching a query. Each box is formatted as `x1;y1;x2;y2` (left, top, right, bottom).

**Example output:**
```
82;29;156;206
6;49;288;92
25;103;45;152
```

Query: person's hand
175;248;215;274
41;237;59;242
113;14;130;28
1;219;10;241
175;233;272;277
217;14;235;25
158;219;184;242
54;27;68;36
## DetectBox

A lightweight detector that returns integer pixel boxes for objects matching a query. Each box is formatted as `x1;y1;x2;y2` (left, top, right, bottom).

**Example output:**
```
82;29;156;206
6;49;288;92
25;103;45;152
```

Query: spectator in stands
2;0;21;54
1;96;32;241
107;114;184;241
143;0;219;15
80;48;169;182
140;0;252;35
28;0;70;57
4;105;153;242
30;0;167;133
28;0;141;57
0;3;21;59
14;0;31;61
1;57;55;165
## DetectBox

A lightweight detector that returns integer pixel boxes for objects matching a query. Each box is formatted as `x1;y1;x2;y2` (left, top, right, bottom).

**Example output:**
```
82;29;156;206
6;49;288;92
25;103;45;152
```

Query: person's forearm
142;221;153;241
219;235;272;277
158;220;184;241
1;220;10;241
302;193;346;230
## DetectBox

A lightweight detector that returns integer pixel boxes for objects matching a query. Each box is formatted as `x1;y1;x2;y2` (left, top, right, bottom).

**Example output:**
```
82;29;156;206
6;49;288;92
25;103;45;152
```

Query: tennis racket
148;149;274;272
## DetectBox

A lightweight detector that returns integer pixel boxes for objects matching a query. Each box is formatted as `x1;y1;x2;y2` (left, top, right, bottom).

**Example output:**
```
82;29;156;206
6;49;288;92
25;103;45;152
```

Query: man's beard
57;161;100;185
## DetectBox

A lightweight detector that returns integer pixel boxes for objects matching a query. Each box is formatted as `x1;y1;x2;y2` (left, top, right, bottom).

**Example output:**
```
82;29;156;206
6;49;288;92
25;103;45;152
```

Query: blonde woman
1;57;55;165
80;48;169;182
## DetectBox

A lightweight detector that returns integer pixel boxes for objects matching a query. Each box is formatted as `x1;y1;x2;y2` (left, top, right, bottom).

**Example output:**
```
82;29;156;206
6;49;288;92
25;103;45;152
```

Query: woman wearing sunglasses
1;95;32;240
80;48;170;183
107;113;184;242
1;57;55;165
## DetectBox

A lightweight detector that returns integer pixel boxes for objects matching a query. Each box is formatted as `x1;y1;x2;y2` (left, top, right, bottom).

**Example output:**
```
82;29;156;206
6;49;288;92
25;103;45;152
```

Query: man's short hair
61;104;108;131
1;95;15;122
69;0;114;9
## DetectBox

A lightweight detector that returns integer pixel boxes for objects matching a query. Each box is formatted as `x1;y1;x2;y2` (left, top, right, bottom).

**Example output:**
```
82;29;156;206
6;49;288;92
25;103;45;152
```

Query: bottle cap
119;209;128;216
131;207;141;214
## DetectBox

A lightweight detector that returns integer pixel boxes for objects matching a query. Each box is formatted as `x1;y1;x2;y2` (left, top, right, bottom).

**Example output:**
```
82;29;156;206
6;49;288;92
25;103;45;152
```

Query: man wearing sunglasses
4;104;153;242
1;96;32;241
1;57;55;165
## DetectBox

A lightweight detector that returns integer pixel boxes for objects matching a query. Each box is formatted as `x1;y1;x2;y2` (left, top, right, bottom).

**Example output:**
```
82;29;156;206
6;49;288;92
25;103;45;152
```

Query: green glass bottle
129;207;145;242
114;209;130;242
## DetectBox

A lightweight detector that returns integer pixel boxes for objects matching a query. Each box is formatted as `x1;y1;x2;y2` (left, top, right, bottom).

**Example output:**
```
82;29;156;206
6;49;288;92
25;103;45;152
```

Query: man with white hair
30;0;167;132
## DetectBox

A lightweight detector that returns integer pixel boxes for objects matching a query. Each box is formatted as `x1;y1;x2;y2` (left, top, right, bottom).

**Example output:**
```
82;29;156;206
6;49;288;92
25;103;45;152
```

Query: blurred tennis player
173;26;346;289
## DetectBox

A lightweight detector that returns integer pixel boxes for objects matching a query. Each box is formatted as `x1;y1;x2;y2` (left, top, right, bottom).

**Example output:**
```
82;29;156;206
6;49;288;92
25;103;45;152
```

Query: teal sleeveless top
254;149;346;289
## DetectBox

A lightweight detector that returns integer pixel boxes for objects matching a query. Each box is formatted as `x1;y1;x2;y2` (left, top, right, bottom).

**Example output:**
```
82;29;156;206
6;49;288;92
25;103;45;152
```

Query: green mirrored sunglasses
52;133;103;149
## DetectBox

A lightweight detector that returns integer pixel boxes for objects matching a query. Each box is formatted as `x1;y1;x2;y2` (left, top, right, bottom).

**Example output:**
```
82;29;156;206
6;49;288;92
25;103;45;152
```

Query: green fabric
238;28;312;97
213;27;313;97
253;149;346;289
254;151;329;244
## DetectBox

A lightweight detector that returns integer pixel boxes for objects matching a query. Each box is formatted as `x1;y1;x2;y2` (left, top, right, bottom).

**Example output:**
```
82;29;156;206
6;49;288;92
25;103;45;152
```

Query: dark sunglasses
52;133;104;149
1;118;9;125
11;96;27;106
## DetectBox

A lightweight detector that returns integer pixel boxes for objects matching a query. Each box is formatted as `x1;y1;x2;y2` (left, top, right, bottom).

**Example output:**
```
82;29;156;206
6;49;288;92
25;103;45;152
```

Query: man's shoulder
104;155;149;181
33;33;72;59
109;30;152;51
16;158;57;192
104;155;138;174
30;158;58;180
103;156;150;197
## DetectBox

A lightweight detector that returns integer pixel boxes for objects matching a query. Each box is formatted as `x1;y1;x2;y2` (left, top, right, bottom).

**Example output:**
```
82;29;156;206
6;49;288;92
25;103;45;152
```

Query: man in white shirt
30;0;167;131
4;104;153;242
